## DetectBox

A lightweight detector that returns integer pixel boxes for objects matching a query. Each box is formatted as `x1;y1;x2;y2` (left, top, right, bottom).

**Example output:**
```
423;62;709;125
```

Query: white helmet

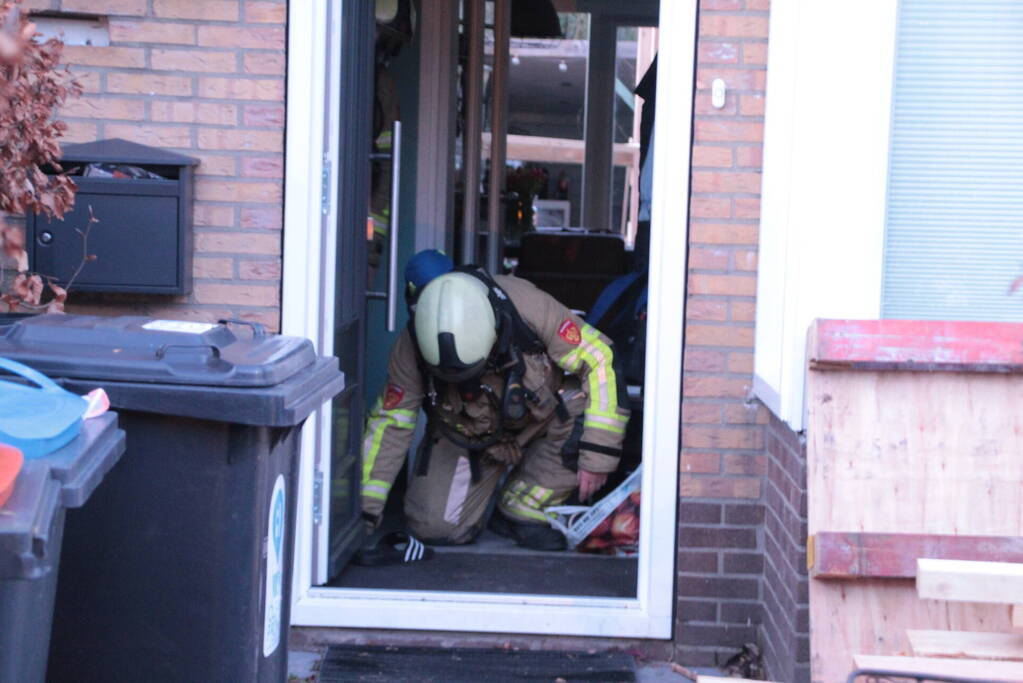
413;272;497;382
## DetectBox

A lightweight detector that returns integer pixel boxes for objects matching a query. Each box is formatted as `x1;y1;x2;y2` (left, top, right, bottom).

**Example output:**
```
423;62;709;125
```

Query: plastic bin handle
218;318;267;339
0;356;63;393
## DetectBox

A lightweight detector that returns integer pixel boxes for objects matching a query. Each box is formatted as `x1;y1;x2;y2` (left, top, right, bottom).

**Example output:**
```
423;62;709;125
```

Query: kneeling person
361;266;629;551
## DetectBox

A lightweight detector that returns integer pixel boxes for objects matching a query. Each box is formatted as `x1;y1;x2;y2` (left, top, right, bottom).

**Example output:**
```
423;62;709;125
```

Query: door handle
386;120;401;332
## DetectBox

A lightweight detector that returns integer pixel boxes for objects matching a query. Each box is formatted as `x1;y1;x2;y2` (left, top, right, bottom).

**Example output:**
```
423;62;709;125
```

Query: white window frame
282;0;695;639
754;1;899;431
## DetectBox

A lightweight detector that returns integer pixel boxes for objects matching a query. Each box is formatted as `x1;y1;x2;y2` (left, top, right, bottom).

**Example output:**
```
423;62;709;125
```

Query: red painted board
810;532;1023;580
808;319;1023;373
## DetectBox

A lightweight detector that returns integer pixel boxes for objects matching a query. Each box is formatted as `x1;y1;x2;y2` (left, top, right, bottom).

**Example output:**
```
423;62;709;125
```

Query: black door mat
318;645;638;682
328;550;637;597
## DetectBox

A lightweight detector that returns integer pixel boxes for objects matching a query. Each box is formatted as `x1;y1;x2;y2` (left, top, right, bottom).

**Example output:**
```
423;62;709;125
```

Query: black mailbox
28;138;199;294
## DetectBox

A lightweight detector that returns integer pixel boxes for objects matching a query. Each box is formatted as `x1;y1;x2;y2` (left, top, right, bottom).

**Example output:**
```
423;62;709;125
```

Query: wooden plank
917;559;1023;605
810;532;1023;579
907;629;1023;661
806;369;1023;681
696;677;780;683
808;319;1023;373
852;654;1023;680
1013;605;1023;633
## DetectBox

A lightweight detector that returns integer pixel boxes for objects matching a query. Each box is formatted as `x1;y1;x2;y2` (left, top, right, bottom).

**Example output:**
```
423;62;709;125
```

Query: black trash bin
0;413;125;683
0;314;344;683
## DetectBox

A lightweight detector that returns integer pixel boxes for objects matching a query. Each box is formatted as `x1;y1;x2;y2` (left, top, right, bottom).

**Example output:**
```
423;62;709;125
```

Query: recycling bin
0;413;125;683
0;314;344;683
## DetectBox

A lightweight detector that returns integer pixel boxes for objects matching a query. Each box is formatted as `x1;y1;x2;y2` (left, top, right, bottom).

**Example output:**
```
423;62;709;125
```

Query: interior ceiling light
511;54;521;65
558;59;567;73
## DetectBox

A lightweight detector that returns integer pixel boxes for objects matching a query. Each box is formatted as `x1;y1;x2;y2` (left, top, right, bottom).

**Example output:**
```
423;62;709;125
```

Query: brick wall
761;410;809;682
23;0;286;330
675;0;770;667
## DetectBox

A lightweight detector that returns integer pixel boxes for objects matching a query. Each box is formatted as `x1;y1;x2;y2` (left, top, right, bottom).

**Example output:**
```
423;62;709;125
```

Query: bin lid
0;463;61;580
0;315;318;388
60;138;199;166
35;413;125;509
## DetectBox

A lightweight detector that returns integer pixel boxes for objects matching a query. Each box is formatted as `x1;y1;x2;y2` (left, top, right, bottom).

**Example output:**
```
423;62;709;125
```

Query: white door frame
282;0;696;639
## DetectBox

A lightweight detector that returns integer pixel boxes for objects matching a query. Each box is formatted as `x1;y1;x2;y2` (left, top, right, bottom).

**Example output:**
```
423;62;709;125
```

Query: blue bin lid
0;315;317;388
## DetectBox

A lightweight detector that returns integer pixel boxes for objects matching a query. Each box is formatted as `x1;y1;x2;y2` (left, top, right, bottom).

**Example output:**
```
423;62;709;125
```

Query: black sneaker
488;511;567;551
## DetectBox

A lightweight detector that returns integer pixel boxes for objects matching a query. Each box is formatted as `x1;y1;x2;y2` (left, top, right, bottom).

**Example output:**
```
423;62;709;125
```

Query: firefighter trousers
404;388;587;545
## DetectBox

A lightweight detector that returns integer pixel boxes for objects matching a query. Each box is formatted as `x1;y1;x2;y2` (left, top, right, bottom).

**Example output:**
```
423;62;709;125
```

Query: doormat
318;644;637;682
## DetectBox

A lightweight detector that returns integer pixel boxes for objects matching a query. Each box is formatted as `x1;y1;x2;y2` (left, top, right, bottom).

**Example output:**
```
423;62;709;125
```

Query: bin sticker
263;474;286;657
142;319;218;334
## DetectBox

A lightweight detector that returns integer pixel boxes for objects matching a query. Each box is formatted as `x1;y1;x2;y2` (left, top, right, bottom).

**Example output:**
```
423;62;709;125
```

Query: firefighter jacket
360;275;630;518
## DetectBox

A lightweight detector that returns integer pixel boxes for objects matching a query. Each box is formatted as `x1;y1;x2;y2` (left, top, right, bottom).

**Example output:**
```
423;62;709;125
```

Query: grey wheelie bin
0;314;344;683
0;413;125;683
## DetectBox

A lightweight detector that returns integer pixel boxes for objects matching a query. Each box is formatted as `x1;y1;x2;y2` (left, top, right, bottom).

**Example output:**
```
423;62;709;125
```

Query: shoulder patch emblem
383;383;405;410
557;319;582;345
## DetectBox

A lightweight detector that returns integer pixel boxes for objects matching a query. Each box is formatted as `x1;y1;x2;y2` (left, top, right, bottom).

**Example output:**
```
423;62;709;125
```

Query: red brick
240;156;283;178
735;146;763;168
243;52;285;75
197;128;283;152
734;249;757;271
109;20;196;45
69;70;101;95
240;207;282;230
689;247;729;270
61;0;146;15
698;41;739;64
62;46;146;68
104;123;191;148
107;73;192;96
686;299;728;321
152;49;238;73
681;452;721;474
685;426;762;451
746;0;770;10
239;259;280;280
239;309;281;333
725;403;769;425
695;93;738;117
242;103;285;127
196;231;280;254
194;283;278;306
730;300;756;322
692;145;732;168
743;42;769;66
684;376;750;399
695;120;764;143
154;0;239;20
700;0;742;9
686;324;755;348
245;2;287;23
681;476;761;499
740;94;766;117
685;349;726;372
197;26;285;50
692;171;762;195
60;120;97;143
140;306;232;322
696;68;766;92
690;198;731;219
193;257;233;279
683;403;722;424
688;274;757;296
727;352;755;374
192;153;237;177
699;15;769;39
724;454;768;475
735;198;761;219
152;101;238;125
61;96;145;121
192;204;235;228
690;223;758;245
21;0;53;10
198;77;284;101
195;180;282;203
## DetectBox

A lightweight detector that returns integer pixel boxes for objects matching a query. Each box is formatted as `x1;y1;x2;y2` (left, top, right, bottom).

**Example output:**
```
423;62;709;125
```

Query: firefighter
359;261;630;554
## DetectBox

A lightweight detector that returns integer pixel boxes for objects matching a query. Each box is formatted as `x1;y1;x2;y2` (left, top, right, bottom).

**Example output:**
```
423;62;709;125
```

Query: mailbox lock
38;231;54;245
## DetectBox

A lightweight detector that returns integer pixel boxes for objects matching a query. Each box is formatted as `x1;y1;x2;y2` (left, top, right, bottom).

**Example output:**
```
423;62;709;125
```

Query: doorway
283;0;695;639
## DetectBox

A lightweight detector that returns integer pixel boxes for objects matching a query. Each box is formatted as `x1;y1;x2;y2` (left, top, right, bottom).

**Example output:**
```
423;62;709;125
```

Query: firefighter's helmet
413;272;497;382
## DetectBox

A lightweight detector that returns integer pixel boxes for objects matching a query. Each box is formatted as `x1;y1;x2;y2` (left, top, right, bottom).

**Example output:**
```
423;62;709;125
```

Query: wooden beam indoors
482;133;639;168
852;654;1023;681
917;558;1023;605
809;532;1023;580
